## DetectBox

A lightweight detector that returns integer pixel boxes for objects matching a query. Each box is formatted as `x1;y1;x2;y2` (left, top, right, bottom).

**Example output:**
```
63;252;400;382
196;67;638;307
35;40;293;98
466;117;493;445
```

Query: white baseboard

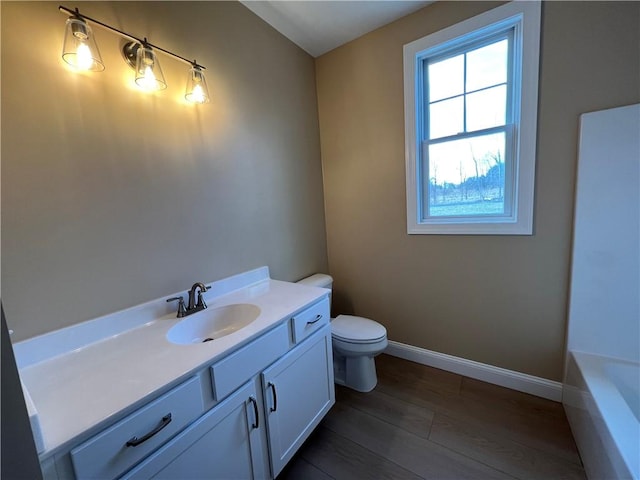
384;341;563;402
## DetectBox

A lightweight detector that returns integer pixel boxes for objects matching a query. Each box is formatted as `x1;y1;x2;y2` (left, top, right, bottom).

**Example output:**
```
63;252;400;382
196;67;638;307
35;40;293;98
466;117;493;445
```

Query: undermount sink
167;304;261;345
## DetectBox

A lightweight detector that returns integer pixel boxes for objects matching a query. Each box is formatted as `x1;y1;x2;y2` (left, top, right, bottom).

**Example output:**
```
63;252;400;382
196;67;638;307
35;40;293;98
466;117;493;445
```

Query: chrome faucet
166;282;211;318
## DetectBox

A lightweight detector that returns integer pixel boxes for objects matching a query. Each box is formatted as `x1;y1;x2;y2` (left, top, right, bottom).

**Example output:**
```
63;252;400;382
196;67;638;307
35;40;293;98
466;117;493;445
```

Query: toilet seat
331;315;387;344
332;335;388;353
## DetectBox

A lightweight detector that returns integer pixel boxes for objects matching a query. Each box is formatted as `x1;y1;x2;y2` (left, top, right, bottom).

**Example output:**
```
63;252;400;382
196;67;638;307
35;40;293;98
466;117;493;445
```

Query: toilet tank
296;273;333;290
297;274;333;308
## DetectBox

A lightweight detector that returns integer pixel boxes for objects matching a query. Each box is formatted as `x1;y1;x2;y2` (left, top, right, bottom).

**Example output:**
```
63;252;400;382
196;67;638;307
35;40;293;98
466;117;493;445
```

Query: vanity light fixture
59;5;210;103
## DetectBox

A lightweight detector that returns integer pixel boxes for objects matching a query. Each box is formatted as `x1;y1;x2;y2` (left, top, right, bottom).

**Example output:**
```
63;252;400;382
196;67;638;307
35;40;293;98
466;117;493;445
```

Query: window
404;1;541;234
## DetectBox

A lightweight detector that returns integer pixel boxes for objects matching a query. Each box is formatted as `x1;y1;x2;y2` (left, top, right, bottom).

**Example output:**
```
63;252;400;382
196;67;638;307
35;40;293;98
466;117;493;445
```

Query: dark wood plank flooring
278;354;585;480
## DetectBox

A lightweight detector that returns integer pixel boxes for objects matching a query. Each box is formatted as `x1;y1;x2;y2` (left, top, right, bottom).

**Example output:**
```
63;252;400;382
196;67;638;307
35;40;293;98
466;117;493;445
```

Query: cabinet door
123;380;268;480
262;325;335;477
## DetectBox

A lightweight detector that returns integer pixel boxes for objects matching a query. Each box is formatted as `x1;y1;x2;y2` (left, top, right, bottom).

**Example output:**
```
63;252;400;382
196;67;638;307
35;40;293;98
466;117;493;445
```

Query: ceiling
240;1;433;57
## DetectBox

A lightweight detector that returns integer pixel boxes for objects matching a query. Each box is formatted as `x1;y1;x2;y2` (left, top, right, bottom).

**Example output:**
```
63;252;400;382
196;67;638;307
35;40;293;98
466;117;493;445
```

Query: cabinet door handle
126;413;172;447
248;396;259;429
306;314;322;325
268;382;278;412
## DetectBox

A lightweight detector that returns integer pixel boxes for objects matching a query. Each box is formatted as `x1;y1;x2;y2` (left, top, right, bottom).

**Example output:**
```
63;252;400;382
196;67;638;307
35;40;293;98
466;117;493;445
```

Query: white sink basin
167;304;261;345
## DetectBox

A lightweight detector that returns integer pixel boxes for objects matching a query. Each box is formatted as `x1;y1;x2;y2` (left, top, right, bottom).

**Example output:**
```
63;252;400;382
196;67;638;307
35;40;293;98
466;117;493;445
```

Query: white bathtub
564;351;640;479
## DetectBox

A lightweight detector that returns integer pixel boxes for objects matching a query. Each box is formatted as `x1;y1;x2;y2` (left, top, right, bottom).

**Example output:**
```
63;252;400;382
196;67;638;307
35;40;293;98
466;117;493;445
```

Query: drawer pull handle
249;396;259;429
126;413;172;447
306;314;323;325
268;382;278;413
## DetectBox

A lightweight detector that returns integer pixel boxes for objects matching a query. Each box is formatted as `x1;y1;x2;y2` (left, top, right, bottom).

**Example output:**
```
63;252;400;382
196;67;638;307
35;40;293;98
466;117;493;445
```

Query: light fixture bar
58;5;206;70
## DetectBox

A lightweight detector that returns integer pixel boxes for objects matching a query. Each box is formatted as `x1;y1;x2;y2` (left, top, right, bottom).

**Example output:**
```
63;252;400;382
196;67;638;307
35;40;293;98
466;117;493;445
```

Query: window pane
427;132;506;217
466;85;507;132
429;96;463;139
466;38;508;92
428;54;463;102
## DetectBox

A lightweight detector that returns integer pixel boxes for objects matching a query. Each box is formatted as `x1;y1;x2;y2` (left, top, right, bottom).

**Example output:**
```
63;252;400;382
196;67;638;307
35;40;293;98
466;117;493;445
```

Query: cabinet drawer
70;376;203;480
291;297;330;344
210;322;289;401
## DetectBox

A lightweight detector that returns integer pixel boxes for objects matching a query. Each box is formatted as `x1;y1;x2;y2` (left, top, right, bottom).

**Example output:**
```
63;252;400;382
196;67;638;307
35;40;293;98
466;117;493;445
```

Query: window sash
420;124;515;222
423;29;514;141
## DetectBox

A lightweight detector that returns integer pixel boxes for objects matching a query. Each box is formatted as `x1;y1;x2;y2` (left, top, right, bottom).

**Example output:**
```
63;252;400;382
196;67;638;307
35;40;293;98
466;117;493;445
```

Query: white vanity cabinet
42;294;334;480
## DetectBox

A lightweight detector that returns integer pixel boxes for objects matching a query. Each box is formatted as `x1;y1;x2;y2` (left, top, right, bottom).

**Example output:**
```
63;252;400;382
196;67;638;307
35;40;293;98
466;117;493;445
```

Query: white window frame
404;1;541;235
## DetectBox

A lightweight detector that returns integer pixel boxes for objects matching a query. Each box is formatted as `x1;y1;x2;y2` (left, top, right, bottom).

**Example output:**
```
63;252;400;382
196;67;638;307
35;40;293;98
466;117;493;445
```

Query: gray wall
2;1;328;341
316;1;640;381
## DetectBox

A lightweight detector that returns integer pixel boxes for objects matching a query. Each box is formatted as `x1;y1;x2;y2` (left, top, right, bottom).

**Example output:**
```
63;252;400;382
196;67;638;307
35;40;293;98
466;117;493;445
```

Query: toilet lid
331;315;387;343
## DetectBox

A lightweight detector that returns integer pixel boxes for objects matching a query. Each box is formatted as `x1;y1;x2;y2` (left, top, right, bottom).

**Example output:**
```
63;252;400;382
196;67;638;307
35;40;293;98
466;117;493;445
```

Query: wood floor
278;354;586;480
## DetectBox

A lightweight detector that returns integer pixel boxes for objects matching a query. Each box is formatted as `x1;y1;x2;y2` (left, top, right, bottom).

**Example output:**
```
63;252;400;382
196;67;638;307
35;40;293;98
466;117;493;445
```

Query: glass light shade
185;66;210;104
135;45;167;91
61;18;104;71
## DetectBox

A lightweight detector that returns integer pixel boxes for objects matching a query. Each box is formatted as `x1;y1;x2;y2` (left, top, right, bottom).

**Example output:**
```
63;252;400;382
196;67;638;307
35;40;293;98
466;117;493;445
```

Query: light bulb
190;84;205;104
140;65;157;90
76;42;93;70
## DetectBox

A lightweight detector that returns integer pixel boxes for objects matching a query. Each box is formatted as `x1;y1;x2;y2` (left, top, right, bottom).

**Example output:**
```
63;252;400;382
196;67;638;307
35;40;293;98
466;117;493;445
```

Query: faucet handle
166;296;187;318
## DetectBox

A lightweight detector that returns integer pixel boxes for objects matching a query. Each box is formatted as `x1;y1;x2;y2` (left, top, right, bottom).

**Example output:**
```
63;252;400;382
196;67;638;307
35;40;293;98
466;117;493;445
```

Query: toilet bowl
297;274;388;392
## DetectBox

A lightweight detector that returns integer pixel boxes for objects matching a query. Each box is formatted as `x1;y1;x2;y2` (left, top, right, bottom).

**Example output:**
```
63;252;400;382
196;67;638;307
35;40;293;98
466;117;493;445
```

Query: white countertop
14;267;329;459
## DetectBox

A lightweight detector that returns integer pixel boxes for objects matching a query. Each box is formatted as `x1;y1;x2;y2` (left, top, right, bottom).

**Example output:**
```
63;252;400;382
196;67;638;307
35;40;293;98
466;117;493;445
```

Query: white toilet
297;274;388;392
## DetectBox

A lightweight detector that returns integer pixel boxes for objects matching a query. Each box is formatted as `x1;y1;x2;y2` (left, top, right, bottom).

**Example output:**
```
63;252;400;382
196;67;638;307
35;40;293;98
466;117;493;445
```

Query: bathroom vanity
13;267;334;479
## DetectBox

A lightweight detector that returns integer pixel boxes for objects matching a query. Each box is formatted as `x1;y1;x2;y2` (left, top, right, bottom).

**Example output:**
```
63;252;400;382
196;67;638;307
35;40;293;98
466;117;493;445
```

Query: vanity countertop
14;267;329;459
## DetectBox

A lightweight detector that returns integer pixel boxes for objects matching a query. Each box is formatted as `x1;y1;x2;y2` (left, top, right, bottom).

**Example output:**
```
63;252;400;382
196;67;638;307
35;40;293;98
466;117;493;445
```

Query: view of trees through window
427;132;506;216
425;37;510;217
